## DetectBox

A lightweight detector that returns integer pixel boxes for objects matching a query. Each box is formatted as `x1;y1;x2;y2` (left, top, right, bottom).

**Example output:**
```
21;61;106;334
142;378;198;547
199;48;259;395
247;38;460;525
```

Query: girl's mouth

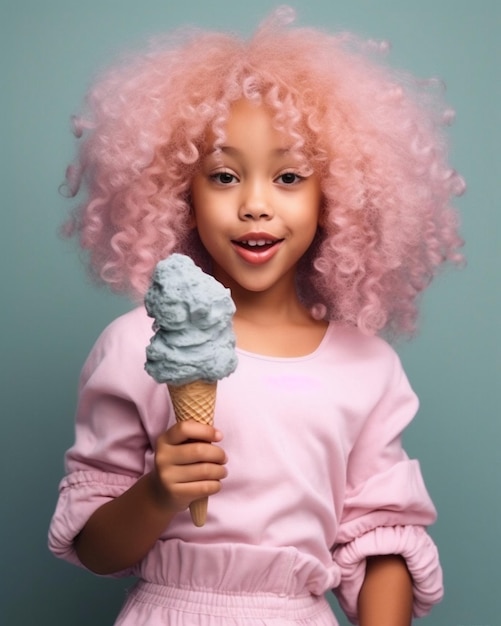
231;235;284;264
236;238;277;251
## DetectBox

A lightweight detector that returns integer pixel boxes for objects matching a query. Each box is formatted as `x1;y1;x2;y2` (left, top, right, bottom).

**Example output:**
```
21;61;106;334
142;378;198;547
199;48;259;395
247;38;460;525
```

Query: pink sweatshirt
48;306;442;623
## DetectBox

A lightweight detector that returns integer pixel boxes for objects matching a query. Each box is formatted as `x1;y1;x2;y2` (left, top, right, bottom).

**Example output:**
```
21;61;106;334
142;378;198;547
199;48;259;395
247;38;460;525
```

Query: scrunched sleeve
332;350;443;623
48;311;168;576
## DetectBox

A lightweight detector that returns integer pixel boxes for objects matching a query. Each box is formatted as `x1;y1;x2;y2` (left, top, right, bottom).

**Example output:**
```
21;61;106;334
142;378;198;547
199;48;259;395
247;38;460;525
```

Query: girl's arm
358;555;413;626
333;348;442;620
74;471;176;574
74;420;227;574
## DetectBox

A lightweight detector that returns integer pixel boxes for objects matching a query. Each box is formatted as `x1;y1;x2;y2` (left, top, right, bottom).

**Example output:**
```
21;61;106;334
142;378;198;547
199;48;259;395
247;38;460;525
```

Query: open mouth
233;238;283;251
231;234;284;265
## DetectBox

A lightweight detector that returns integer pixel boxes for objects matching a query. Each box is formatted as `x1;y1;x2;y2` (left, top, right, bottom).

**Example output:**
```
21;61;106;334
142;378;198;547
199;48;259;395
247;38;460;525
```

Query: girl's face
191;99;322;300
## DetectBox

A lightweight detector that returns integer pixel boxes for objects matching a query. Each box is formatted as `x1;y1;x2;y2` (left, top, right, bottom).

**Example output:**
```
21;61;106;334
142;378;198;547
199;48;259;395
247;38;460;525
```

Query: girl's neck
233;290;306;326
231;288;328;358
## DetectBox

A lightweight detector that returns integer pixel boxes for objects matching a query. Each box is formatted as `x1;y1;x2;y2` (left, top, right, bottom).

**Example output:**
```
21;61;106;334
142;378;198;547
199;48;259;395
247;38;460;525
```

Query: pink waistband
135;540;341;597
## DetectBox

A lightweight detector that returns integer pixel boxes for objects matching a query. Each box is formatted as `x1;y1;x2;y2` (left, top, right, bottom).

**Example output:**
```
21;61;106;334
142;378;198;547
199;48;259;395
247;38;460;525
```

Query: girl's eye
276;172;303;185
211;171;238;185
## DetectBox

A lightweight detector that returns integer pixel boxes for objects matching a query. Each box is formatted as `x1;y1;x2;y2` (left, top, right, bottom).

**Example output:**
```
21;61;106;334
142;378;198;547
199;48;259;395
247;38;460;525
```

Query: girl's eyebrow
218;145;293;156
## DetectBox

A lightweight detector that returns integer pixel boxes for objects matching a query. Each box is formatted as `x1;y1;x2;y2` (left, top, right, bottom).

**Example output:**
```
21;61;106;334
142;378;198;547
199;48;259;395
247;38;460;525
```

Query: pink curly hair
62;6;464;337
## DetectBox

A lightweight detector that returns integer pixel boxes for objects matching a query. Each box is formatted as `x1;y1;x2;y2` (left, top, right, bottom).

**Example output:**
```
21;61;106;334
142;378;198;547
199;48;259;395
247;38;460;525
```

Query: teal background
2;0;499;624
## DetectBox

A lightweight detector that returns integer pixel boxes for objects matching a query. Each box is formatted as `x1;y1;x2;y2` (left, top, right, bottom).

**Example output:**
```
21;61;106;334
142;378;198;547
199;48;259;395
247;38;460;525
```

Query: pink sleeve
332;351;443;622
48;471;137;576
48;312;168;575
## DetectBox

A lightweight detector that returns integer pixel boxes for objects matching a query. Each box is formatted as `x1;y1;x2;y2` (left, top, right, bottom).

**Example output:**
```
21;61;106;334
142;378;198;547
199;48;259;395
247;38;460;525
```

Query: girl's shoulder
314;323;414;405
98;305;152;342
323;321;398;360
319;322;405;380
80;306;153;377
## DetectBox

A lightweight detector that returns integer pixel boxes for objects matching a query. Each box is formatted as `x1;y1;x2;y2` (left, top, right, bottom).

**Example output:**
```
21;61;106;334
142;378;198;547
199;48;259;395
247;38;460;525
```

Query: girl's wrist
144;471;177;515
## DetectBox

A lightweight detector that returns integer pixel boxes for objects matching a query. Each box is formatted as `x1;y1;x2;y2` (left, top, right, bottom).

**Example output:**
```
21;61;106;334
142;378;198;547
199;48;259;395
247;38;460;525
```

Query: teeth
242;239;273;247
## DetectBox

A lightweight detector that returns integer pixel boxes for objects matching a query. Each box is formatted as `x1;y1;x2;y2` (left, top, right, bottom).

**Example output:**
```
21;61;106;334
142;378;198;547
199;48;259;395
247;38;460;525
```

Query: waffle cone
168;379;217;426
167;379;217;527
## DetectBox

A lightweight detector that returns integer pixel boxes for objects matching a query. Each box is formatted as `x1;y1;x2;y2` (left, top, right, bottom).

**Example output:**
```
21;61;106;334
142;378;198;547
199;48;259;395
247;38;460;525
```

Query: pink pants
115;581;338;625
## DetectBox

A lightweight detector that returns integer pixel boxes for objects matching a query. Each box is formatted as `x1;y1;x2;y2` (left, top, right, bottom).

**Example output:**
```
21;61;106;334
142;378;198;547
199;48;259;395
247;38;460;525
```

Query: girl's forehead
211;98;306;145
196;97;318;166
225;100;281;134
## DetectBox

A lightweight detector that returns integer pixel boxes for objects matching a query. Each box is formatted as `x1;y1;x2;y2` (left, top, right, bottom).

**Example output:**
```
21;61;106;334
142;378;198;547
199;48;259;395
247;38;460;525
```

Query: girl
49;7;464;625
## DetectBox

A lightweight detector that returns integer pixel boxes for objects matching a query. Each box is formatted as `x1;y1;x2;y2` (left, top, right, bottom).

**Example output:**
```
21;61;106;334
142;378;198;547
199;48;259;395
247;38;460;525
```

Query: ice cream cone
167;379;217;526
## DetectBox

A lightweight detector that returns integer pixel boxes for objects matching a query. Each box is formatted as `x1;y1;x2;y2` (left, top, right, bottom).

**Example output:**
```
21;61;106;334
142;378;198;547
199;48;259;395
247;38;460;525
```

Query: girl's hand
151;420;228;515
74;419;226;574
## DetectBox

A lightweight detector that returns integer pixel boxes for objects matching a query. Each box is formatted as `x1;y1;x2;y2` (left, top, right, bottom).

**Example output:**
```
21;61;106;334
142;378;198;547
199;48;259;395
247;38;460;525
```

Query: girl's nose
238;181;273;220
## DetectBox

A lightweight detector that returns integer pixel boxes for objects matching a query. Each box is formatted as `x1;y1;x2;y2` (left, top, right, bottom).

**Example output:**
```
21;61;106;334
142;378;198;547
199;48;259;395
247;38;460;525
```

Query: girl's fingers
163;461;228;486
157;437;227;467
164;419;223;445
155;458;227;510
152;420;228;511
171;480;222;502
